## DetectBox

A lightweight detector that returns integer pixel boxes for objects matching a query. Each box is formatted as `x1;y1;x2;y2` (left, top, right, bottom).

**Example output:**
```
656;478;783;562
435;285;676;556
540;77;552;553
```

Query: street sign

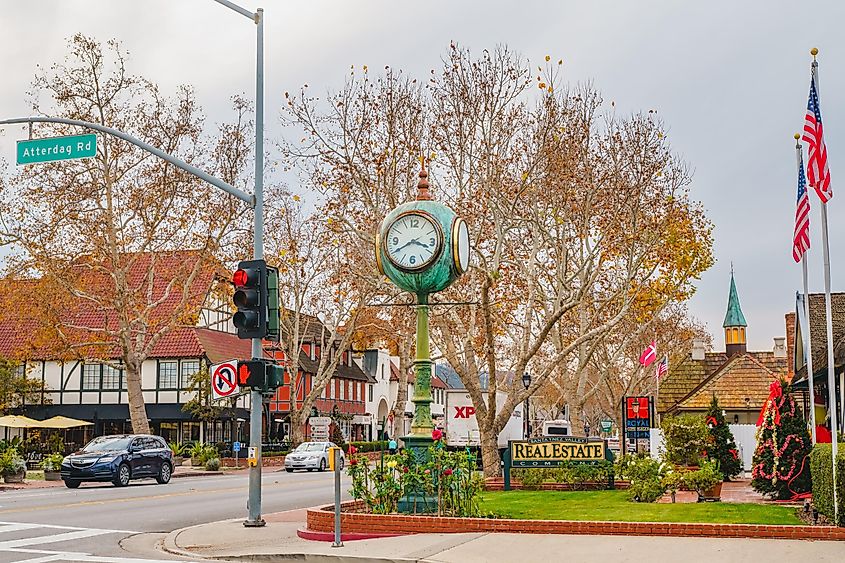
311;428;329;440
600;420;613;433
309;416;332;426
232;441;241;453
17;134;97;165
211;360;238;400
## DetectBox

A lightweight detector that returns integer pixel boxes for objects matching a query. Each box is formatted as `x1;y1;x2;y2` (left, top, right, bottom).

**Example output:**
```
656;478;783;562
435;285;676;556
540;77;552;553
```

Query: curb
296;528;404;542
161;518;415;563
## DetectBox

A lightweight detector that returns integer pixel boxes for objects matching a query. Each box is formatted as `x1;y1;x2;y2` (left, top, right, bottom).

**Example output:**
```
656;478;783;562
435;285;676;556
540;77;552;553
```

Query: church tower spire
723;269;747;357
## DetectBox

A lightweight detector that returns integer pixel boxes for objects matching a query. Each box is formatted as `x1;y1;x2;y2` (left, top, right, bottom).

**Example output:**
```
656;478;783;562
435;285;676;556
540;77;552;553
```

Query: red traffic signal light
237;360;266;389
232;260;267;339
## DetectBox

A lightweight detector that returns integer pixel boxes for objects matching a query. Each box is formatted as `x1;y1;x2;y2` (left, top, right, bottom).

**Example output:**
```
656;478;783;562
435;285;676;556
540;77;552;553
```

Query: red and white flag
639;341;657;367
803;73;832;202
656;355;669;379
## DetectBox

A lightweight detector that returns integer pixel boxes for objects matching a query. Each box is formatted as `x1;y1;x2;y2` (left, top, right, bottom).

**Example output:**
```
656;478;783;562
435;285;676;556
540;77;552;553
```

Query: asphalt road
0;468;350;562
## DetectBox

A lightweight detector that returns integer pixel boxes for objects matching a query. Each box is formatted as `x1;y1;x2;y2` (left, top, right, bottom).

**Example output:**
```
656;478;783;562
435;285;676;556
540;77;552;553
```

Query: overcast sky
2;0;844;352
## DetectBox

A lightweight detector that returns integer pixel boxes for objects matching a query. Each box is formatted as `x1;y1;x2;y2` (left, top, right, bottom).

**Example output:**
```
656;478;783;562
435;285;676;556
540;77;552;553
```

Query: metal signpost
17;134;97;165
331;447;343;548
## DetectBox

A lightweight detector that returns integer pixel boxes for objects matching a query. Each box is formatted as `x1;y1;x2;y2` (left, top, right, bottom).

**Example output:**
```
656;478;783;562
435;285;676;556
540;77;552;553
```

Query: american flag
802;74;833;202
656;355;668;379
793;149;811;263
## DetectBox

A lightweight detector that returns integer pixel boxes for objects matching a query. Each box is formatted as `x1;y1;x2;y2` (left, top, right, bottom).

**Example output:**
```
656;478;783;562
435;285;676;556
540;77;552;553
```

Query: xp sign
17;134;97;165
210;360;239;400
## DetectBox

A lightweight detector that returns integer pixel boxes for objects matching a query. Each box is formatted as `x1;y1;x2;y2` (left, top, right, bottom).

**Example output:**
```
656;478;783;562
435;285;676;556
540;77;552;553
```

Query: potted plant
0;448;27;483
685;460;723;502
189;442;206;467
661;469;685;503
40;453;65;481
168;441;185;466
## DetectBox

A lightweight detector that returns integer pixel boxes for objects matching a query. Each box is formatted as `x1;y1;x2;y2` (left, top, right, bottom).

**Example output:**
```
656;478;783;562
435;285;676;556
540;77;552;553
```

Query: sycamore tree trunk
125;358;150;434
392;337;412;441
289;406;307;445
479;422;501;478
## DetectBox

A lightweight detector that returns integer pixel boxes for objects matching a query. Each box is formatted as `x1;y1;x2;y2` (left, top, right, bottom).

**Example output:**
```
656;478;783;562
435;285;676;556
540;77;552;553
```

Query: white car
284;441;345;472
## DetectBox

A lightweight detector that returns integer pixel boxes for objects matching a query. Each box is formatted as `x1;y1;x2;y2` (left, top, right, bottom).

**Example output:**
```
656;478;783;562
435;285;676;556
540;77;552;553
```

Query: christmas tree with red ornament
751;379;812;499
704;395;742;480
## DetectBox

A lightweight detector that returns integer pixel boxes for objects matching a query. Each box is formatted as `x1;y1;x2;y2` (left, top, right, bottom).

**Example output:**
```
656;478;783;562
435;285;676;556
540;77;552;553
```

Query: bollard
331;447;343;548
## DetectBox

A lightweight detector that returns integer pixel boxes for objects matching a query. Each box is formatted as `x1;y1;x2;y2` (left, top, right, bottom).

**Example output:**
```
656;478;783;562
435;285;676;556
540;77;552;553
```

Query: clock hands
395;237;429;252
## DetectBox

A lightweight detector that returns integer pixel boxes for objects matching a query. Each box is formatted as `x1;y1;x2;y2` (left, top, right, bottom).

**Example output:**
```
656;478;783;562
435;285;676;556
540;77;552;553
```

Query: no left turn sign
211;360;238;400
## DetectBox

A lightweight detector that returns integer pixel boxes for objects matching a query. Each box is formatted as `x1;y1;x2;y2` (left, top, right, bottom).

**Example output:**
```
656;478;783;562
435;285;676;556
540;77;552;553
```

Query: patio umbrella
0;415;44;428
38;416;94;429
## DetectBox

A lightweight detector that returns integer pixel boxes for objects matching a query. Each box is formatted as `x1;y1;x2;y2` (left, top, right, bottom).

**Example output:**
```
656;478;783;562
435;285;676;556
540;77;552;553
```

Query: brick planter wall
222;456;286;468
484;478;630;491
306;502;845;541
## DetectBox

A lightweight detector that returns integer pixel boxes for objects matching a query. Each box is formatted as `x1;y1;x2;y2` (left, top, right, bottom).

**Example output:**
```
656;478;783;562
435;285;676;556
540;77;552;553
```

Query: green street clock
376;172;470;295
377;166;469;512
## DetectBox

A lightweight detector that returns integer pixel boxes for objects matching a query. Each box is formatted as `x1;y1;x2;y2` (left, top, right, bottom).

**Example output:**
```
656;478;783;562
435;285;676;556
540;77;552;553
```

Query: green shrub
40;453;65;472
615;454;667;502
168;441;186;456
0;448;26;476
661;414;710;466
205;457;221;471
810;443;845;526
683;460;723;495
348;441;389;453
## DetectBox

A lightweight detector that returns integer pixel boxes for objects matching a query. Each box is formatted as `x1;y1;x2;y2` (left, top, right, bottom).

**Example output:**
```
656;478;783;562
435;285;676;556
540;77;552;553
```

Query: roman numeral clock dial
385;212;442;271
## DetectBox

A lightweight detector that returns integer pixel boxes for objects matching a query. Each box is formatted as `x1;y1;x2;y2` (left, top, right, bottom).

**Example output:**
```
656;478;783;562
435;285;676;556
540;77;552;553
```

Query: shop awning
38;416;94;429
0;415;44;428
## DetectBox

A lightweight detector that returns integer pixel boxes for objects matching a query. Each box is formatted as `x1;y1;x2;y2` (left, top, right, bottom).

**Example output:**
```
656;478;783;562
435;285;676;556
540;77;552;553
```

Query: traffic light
266;266;280;342
265;364;284;390
232;259;267;339
237;360;265;389
237;359;285;393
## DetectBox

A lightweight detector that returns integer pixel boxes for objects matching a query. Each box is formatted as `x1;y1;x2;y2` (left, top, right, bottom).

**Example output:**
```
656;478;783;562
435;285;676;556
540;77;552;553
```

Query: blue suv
61;434;174;488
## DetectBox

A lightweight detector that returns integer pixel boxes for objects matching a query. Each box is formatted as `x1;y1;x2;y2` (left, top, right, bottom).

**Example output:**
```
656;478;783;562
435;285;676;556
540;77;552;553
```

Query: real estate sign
503;436;610;490
508;436;607;468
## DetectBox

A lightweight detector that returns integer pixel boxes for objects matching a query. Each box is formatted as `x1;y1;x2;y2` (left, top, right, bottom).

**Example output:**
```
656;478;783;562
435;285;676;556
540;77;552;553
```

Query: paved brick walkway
657;479;767;504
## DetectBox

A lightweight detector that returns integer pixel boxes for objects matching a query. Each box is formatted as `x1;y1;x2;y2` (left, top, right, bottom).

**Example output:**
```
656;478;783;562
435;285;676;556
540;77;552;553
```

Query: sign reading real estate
508;436;607;468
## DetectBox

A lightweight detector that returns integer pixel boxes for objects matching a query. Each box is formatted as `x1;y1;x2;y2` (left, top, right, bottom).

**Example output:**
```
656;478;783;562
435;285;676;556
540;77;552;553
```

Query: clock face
453;218;470;274
385;212;442;271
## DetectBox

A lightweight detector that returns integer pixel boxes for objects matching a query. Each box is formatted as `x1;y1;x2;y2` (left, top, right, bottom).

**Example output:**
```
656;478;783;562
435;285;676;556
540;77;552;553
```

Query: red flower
402;466;409;473
349;459;358;466
443;468;453;476
348;445;357;454
424;469;430;474
432;429;444;441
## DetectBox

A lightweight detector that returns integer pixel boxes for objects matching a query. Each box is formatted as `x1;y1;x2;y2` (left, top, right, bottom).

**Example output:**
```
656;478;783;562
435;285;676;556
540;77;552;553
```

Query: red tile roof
0;250;221;361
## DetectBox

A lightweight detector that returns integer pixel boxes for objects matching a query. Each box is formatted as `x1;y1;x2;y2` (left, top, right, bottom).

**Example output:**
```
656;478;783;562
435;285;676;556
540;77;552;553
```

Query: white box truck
444;390;524;448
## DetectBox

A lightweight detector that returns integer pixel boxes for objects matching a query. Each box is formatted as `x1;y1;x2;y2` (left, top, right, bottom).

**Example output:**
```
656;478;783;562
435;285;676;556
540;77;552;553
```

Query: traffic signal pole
247;4;266;529
2;0;267;530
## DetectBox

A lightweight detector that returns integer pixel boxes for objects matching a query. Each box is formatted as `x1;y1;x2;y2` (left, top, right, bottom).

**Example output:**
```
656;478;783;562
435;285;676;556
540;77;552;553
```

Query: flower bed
304;501;845;541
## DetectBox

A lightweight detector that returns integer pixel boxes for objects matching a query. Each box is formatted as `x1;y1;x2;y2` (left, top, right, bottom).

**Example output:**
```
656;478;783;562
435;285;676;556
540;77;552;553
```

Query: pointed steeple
723;270;747;356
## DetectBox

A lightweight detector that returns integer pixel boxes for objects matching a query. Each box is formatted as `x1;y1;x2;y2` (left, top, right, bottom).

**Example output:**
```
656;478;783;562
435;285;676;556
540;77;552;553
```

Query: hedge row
810;443;845;526
347;440;389;453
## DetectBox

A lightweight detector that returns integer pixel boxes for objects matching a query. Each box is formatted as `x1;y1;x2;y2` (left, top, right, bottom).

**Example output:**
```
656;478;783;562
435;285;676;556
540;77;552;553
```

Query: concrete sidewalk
163;509;845;563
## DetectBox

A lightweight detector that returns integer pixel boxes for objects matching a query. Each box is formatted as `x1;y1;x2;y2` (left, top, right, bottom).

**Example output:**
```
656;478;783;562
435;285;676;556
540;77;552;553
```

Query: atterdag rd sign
17;134;97;165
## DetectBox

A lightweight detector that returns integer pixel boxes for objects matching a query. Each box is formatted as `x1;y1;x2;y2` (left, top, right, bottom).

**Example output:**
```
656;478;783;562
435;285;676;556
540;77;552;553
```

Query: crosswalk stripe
0;529;112;549
0;523;43;534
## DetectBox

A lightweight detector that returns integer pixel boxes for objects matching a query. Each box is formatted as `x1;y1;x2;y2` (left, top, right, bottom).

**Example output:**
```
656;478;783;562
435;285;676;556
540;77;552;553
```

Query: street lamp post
521;372;531;438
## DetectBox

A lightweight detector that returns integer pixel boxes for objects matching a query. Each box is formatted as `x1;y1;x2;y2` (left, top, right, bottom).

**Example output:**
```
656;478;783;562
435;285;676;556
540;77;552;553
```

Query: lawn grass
479;490;802;525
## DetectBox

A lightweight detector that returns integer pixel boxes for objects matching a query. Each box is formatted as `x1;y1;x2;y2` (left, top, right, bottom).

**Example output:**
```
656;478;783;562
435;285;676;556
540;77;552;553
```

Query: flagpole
797;134;817;444
811;48;838;523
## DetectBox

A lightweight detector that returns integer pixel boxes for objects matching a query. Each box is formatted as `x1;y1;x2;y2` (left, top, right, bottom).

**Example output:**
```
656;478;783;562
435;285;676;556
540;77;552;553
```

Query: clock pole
409;292;434;436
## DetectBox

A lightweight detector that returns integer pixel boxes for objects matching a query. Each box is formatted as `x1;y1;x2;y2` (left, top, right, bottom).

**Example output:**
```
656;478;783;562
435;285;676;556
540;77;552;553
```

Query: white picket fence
649;424;757;472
